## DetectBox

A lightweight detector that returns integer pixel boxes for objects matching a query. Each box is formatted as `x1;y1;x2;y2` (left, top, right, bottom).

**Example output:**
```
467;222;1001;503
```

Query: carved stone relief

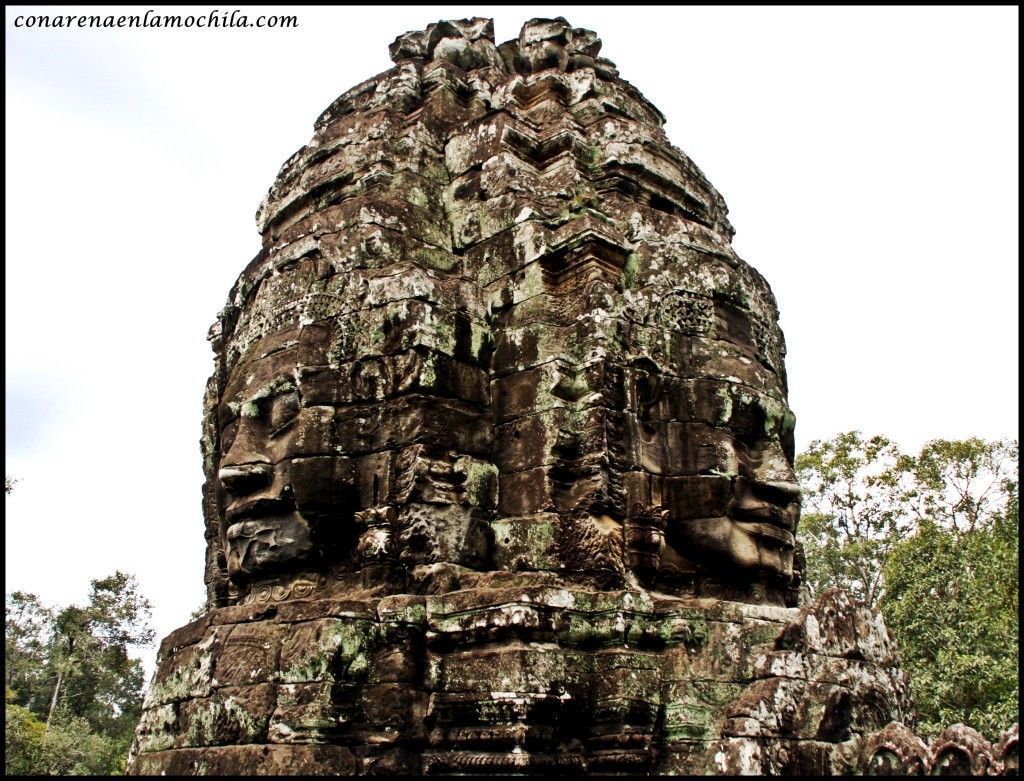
130;17;1015;776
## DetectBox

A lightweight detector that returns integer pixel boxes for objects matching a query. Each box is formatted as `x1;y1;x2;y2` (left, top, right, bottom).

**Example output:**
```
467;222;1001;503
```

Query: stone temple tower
128;18;1017;776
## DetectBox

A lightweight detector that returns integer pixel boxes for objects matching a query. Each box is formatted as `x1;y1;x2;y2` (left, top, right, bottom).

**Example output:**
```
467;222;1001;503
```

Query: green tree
880;440;1018;739
5;592;53;715
905;437;1018;533
189;600;208;622
4;572;154;775
798;433;1019;740
882;504;1018;738
48;574;153;733
5;686;129;776
5;687;47;775
795;431;912;608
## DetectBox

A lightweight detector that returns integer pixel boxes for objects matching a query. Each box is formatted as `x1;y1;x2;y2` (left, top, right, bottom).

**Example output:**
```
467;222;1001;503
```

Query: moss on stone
622;251;640;289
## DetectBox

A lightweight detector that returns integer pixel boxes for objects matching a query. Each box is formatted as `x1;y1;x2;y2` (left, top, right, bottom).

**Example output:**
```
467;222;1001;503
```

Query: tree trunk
44;670;63;732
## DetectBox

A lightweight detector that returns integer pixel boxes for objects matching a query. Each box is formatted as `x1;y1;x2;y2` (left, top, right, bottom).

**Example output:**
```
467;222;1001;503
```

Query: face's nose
746;441;801;508
219;410;275;493
219;462;273;495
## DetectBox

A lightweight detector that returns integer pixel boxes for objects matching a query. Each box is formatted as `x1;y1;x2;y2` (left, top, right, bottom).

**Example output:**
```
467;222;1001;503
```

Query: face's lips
225;493;293;525
224;510;314;580
730;501;797;531
226;520;256;540
734;520;796;549
226;519;289;542
730;495;798;550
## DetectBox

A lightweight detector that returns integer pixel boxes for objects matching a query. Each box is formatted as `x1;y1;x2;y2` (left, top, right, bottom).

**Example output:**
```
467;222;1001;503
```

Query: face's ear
780;408;797;465
201;372;230;608
785;541;807;608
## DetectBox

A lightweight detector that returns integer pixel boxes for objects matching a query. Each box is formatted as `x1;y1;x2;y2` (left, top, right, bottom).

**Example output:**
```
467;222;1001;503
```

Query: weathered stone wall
129;586;1016;774
130;18;1016;775
126;589;868;774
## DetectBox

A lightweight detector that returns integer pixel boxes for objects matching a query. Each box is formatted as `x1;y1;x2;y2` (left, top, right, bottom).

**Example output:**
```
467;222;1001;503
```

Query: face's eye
269;391;300;435
697;436;739;477
220;419;238;455
218;403;239;454
778;409;796;440
729;397;764;448
780;409;797;464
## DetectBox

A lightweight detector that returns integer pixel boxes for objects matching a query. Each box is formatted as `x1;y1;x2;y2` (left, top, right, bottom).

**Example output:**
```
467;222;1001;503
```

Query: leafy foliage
5;593;53;715
796;432;912;608
5;687;130;776
883;499;1019;738
798;432;1019;740
5;689;46;776
4;573;154;775
905;438;1019;533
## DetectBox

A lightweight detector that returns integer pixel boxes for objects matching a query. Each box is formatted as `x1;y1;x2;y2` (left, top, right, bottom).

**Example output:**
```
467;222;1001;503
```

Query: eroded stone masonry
128;18;1017;775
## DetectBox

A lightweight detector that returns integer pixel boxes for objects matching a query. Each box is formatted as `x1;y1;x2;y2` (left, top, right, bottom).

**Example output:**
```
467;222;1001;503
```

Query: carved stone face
660;382;800;582
199;15;802;607
216;325;356;584
614;262;801;592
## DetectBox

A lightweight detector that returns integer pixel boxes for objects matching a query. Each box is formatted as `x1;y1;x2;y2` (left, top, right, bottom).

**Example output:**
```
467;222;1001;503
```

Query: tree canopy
797;433;1018;739
5;572;154;775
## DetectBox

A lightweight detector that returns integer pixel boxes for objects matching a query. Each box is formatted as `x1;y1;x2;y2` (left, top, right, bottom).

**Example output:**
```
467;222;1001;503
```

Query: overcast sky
5;5;1018;676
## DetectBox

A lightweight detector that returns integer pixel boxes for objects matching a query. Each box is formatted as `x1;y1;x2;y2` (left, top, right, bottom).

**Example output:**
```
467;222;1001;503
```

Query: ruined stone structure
129;18;1017;775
